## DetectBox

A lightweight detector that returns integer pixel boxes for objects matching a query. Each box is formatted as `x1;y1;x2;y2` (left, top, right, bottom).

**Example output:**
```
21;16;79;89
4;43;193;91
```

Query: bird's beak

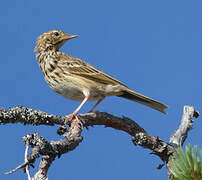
64;34;79;40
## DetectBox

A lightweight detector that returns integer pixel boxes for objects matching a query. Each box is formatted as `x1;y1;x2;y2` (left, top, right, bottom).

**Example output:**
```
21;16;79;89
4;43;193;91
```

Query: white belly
45;75;124;102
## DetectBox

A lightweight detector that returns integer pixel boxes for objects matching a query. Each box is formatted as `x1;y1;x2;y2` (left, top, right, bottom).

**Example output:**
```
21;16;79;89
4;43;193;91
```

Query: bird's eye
54;32;59;36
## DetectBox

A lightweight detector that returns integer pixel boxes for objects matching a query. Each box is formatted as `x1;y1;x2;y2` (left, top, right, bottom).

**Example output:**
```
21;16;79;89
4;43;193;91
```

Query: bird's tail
117;88;168;114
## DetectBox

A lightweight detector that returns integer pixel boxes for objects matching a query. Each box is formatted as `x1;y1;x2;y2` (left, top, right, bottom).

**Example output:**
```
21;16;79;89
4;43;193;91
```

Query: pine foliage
170;144;202;180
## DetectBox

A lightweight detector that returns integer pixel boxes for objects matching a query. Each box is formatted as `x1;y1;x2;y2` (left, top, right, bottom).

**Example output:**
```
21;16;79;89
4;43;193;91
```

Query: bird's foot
65;113;84;129
65;113;79;123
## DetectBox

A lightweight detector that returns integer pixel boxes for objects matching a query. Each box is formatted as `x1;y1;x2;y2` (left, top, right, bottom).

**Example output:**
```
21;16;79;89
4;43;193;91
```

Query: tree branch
0;106;65;126
169;106;200;147
167;106;200;180
0;105;199;180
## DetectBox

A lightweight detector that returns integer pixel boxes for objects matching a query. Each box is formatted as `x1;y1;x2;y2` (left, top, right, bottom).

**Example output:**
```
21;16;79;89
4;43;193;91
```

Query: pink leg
66;95;90;121
73;95;90;115
88;98;105;113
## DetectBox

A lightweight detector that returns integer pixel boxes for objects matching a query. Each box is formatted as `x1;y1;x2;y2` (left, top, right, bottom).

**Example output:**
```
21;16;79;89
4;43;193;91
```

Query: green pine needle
170;144;202;180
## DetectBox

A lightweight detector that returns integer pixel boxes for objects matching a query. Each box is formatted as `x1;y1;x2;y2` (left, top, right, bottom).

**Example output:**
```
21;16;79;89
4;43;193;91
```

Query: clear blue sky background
0;0;201;179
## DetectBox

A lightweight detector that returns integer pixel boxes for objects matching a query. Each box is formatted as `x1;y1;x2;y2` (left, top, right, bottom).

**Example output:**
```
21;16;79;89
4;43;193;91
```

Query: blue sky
0;0;201;179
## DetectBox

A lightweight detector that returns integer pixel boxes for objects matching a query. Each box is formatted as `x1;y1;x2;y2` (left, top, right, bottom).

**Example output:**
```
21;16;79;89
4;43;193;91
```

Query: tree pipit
34;30;168;121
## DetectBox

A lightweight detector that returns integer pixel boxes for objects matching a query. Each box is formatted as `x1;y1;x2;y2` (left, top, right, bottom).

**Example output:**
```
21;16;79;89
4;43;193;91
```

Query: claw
65;113;79;123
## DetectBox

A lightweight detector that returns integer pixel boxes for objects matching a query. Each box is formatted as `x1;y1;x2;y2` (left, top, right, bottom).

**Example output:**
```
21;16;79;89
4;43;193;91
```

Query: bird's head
34;30;78;52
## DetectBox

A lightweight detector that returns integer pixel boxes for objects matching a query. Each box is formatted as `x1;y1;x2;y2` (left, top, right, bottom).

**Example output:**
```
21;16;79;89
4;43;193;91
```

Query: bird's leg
66;95;90;122
88;97;105;113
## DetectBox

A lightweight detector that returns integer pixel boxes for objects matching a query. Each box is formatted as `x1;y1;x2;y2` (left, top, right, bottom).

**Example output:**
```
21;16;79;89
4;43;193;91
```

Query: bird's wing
59;54;128;87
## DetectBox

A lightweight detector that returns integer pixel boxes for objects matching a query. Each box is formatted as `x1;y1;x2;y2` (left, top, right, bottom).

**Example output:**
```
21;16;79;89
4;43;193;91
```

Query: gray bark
0;105;199;180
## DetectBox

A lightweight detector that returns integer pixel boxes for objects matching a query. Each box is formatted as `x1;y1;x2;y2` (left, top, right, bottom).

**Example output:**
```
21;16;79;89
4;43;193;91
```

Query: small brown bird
34;30;168;119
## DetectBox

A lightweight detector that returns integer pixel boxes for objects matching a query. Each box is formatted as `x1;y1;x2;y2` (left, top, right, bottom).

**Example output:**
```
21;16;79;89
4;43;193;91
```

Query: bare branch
169;106;200;147
0;106;65;126
167;106;200;180
0;105;199;180
5;161;29;175
24;144;31;180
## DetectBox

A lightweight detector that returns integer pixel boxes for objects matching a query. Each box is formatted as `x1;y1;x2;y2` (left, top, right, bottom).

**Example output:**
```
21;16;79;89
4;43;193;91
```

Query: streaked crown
34;30;78;52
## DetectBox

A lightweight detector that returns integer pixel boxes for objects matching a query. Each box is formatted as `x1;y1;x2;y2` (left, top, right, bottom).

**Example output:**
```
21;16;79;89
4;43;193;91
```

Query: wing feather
59;54;128;87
